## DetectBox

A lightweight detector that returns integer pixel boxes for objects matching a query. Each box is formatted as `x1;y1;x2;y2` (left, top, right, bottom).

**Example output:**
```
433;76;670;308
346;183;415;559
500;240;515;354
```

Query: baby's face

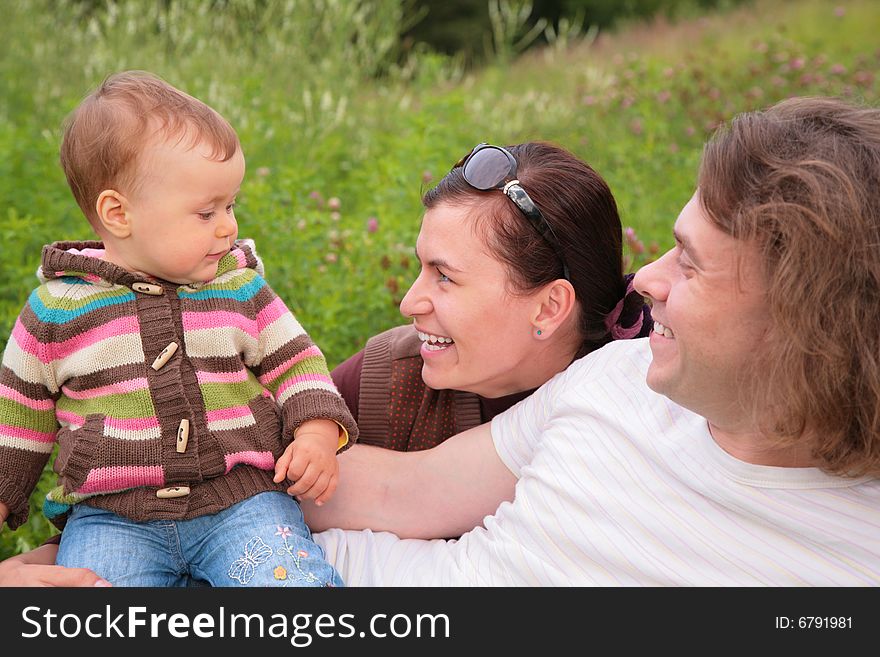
116;137;245;283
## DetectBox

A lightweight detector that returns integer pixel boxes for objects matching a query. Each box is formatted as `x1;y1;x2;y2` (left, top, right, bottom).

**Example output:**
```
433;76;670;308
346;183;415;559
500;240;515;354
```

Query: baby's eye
226;202;236;213
198;211;215;221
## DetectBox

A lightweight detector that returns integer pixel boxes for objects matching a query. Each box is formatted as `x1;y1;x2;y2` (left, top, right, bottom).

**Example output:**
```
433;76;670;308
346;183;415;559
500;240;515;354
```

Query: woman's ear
95;190;131;238
531;279;577;337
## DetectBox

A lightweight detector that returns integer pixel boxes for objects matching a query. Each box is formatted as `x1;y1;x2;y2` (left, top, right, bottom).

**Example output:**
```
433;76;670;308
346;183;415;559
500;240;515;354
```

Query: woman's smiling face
399;202;546;398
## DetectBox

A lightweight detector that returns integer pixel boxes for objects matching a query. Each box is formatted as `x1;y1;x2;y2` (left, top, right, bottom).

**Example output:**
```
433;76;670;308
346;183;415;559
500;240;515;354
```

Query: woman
0;140;648;585
332;141;647;451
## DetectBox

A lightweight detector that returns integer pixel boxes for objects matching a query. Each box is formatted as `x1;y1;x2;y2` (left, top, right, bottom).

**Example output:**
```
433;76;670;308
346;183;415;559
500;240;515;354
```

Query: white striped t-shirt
315;338;880;585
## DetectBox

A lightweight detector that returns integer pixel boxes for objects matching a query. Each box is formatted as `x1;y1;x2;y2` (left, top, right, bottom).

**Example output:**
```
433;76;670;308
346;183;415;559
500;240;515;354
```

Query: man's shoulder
565;338;652;386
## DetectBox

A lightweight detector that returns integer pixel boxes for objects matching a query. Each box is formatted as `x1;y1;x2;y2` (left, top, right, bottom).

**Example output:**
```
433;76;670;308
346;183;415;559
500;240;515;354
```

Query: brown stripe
81;466;285;523
0;366;58;400
187;355;249;375
249;284;277;315
252;333;319;379
59;363;148;392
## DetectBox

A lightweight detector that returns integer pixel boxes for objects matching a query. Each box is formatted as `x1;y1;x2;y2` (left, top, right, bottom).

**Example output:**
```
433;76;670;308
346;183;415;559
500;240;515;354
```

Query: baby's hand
0;501;8;529
273;419;340;505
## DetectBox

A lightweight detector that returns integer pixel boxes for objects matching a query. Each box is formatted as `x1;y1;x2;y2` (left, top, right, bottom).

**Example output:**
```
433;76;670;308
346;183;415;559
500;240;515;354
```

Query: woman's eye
437;270;451;283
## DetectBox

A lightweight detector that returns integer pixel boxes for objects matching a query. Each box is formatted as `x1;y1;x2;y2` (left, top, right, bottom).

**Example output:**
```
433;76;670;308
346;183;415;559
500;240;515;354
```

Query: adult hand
0;543;110;587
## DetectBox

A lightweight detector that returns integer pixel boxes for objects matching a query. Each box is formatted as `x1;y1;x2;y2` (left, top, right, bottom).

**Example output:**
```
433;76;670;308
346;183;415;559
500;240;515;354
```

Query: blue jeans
56;491;343;587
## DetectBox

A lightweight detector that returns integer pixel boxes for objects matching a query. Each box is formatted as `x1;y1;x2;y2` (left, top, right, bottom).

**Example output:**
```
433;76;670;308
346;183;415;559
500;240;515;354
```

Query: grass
0;0;878;556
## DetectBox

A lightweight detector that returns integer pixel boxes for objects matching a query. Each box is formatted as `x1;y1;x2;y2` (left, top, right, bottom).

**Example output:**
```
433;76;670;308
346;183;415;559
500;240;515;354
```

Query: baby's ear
95;190;131;238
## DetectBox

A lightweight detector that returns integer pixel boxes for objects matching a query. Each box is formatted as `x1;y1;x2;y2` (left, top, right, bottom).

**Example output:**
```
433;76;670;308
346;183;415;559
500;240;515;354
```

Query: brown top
0;239;356;529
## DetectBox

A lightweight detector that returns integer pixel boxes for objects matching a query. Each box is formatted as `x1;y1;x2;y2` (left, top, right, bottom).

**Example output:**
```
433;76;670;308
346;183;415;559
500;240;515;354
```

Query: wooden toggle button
176;418;190;453
132;282;163;295
150;342;179;370
156;486;190;499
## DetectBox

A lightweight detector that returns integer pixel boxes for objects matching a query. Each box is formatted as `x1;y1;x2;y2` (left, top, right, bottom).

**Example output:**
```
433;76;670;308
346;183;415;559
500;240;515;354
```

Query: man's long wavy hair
699;97;880;476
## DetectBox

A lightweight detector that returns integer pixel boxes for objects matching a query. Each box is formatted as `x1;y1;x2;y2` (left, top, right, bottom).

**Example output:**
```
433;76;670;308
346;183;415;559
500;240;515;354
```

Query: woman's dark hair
423;141;648;357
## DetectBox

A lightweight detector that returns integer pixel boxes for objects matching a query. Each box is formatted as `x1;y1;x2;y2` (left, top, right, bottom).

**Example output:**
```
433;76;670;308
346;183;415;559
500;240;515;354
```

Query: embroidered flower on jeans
275;526;292;539
297;550;308;558
273;566;288;580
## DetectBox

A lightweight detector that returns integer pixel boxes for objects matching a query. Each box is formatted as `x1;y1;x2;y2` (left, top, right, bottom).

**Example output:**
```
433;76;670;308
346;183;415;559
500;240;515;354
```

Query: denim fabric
56;491;343;587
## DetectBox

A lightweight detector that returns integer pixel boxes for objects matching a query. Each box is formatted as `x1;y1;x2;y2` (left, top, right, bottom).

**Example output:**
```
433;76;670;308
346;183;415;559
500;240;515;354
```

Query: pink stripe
0;383;55;411
258;346;322;385
224;450;274;474
205;405;252;423
182;310;258;337
56;409;84;426
10;318;43;359
77;466;164;494
276;373;334;398
62;377;149;400
196;369;249;385
0;424;56;443
234;249;248;269
75;248;106;259
52;316;141;360
13;316;141;362
256;297;288;330
55;411;160;432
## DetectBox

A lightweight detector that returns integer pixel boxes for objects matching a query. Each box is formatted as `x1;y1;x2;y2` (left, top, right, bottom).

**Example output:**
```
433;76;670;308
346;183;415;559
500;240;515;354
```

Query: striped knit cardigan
0;239;356;529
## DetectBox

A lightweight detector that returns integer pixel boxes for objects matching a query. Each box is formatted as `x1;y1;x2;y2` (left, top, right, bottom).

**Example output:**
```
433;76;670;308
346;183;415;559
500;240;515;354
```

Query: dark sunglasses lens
463;148;512;190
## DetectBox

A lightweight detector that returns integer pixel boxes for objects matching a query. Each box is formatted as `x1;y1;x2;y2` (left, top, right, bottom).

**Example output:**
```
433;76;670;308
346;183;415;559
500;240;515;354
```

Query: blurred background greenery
1;0;878;556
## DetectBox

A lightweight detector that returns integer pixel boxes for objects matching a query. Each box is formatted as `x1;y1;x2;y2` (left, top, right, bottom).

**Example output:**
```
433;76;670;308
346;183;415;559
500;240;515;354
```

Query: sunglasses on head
453;143;571;281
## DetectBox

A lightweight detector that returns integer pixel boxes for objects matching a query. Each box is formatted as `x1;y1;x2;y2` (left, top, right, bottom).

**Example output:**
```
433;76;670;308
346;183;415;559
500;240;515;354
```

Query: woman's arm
303;422;517;539
0;543;109;587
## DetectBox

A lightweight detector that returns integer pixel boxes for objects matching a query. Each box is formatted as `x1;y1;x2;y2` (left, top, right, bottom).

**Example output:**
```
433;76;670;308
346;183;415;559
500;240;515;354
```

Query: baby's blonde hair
60;70;240;227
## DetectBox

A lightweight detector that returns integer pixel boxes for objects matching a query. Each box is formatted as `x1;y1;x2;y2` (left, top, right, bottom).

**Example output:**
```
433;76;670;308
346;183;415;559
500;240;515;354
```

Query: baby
0;71;357;586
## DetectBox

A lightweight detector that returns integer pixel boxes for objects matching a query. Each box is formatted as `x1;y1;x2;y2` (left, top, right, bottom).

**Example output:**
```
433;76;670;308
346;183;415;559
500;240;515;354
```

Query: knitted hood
37;238;264;287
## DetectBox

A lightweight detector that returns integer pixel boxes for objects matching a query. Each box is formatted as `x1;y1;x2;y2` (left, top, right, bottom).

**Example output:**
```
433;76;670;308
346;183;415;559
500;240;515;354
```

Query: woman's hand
0;543;110;587
303;422;517;539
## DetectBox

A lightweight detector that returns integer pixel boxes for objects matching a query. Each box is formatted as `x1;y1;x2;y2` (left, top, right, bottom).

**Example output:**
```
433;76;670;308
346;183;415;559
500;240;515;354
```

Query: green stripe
36;283;132;310
0;398;56;432
263;354;329;390
198;267;257;292
57;389;156;420
200;379;264;411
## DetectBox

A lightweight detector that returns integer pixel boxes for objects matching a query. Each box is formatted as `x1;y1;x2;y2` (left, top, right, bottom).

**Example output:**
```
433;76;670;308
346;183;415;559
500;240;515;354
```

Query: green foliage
1;0;878;555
